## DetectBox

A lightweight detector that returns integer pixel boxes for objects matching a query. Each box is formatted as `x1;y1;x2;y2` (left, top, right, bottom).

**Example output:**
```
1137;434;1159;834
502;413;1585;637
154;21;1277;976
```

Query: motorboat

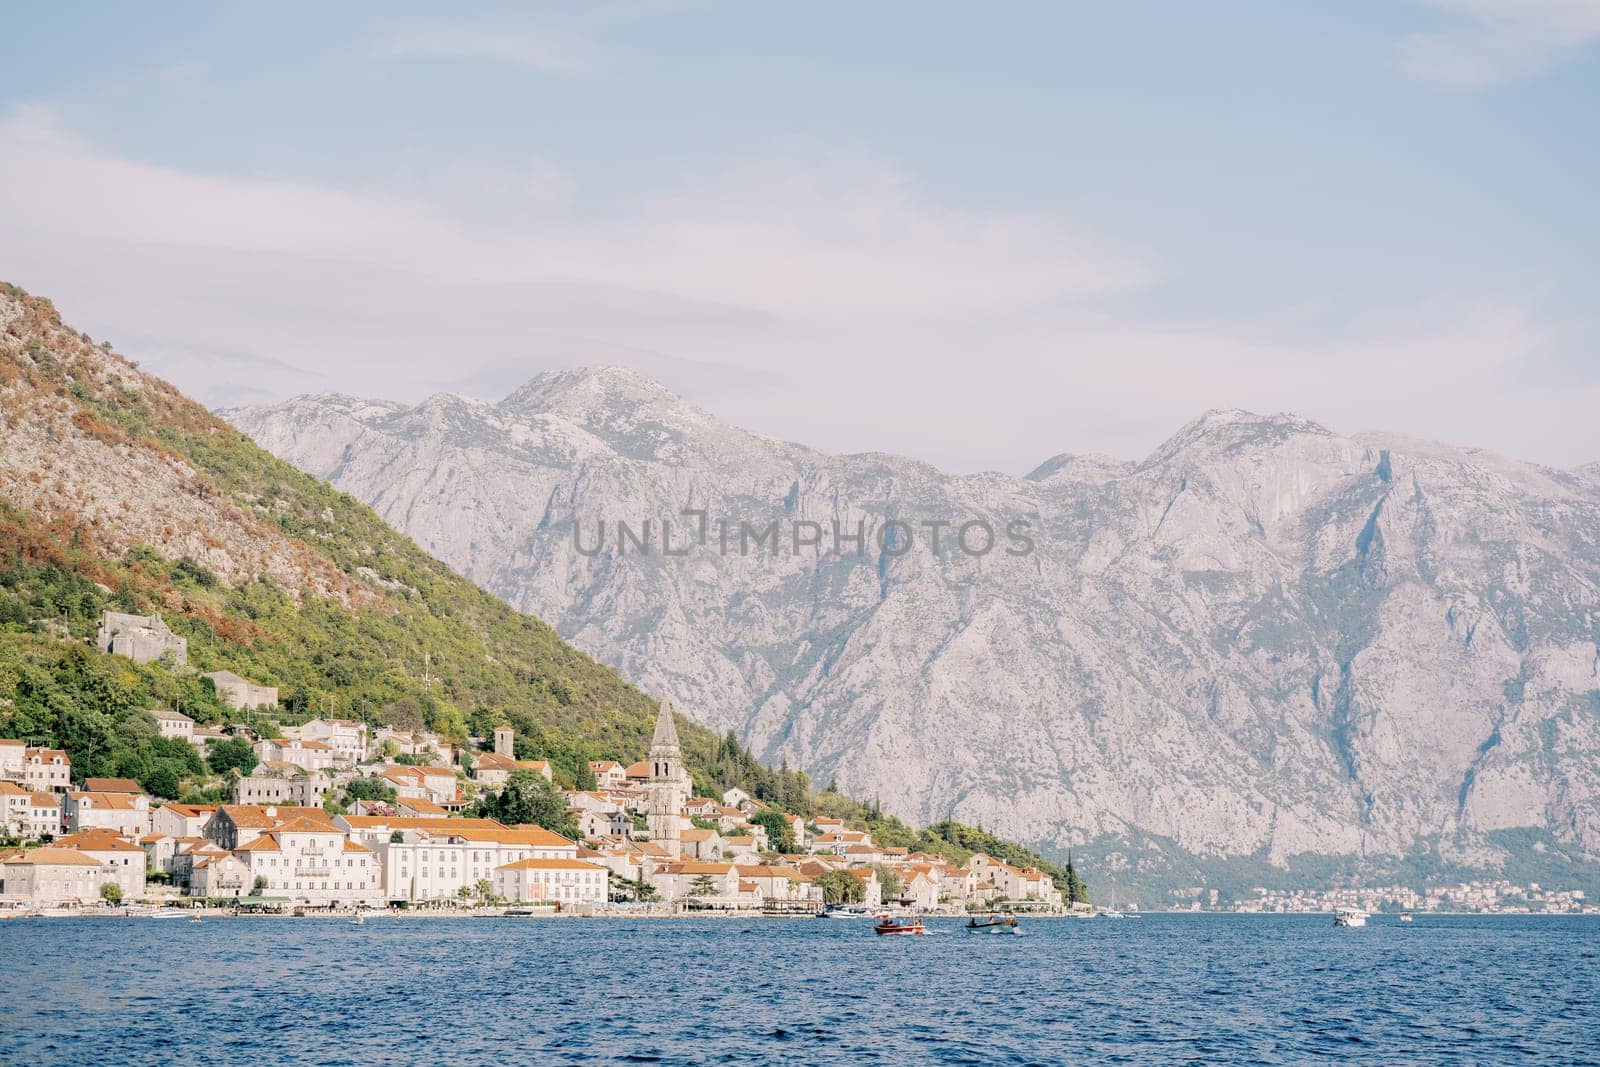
965;914;1021;934
1333;908;1368;927
874;918;927;936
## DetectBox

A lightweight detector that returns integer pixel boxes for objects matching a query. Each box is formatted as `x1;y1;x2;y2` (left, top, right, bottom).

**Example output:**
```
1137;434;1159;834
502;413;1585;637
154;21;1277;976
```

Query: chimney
494;725;514;758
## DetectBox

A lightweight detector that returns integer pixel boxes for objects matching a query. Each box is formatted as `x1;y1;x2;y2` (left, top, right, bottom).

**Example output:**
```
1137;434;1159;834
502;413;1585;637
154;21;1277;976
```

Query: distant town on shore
2;610;1084;916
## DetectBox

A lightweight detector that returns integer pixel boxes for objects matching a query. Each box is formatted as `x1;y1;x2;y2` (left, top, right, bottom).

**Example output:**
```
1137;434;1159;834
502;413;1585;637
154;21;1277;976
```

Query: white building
589;760;628;789
149;802;218;840
62;792;150;837
296;718;369;765
23;792;61;838
343;817;578;904
232;815;382;907
372;764;459;804
494;857;609;908
0;781;32;836
23;748;71;793
145;709;195;741
649;860;741;903
253;737;335;772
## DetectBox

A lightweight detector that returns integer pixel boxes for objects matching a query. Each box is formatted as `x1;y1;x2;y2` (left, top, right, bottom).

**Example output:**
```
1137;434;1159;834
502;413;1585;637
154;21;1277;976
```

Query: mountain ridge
227;365;1600;892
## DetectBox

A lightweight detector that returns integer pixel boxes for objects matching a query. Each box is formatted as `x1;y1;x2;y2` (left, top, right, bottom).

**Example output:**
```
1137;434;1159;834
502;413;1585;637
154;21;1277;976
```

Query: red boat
874;918;927;936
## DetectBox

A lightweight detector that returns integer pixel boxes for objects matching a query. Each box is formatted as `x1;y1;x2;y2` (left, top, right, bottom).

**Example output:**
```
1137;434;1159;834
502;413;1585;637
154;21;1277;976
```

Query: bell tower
646;701;689;856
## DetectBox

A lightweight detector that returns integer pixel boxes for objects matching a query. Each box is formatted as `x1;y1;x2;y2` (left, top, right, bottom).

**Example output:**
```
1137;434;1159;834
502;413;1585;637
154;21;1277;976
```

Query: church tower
647;701;689;856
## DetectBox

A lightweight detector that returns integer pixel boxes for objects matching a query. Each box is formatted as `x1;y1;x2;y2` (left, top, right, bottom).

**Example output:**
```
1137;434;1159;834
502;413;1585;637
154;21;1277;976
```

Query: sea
1;912;1596;1065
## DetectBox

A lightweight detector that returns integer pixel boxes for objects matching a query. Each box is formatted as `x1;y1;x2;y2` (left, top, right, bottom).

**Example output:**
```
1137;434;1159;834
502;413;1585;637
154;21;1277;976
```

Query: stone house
232;763;330;807
204;670;278;710
98;611;187;666
54;829;147;901
0;847;106;904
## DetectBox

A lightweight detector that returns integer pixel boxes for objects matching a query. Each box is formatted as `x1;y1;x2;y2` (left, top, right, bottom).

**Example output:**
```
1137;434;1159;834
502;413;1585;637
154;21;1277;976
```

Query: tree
749;808;795;854
378;696;424;732
688;874;719;899
477;770;578;840
1064;852;1089;905
616;875;657;903
474;877;493;902
252;875;268;894
143;762;182;800
815;870;864;904
573;760;598;791
206;736;257;777
872;863;902;902
346;777;398;804
99;881;123;905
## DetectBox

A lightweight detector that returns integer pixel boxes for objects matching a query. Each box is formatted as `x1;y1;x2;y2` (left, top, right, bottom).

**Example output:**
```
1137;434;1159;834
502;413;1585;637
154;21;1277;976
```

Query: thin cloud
377;23;605;76
1402;0;1600;86
0;108;1592;473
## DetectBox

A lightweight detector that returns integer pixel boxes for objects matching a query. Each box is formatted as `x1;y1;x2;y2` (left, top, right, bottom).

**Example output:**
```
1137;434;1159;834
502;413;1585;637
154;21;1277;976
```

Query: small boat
874;918;927;936
965;914;1021;934
1399;912;1414;923
349;914;365;926
1333;908;1368;927
818;905;860;920
189;916;204;925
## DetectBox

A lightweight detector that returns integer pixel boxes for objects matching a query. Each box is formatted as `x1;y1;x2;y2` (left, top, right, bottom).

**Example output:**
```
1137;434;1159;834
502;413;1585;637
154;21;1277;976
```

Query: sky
1;1;1597;474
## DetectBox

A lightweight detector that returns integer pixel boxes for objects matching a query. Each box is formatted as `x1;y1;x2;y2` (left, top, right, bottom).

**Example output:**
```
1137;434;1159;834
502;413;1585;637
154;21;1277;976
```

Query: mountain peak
1144;408;1336;467
499;366;686;415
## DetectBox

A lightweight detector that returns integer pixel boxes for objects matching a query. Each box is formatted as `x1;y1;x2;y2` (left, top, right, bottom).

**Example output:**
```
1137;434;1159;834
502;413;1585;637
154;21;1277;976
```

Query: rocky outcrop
227;370;1600;873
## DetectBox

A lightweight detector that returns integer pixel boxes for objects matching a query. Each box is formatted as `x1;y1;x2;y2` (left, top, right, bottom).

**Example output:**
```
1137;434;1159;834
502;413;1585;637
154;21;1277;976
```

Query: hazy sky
2;2;1597;473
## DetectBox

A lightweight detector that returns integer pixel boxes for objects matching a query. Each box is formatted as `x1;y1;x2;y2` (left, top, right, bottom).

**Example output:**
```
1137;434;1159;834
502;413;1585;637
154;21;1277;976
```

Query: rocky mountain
226;367;1600;888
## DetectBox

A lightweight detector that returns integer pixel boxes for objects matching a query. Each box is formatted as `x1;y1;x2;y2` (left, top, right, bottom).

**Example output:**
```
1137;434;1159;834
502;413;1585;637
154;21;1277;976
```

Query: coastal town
1220;881;1593;916
0;612;1073;917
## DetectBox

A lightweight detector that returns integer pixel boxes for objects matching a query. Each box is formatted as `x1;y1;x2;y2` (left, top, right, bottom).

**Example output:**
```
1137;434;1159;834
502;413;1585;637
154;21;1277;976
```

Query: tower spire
646;700;688;858
650;699;681;754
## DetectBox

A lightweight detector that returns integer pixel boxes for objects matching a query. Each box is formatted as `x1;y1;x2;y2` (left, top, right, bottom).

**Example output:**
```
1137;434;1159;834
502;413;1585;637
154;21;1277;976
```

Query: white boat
1399;912;1414;923
349;914;365;926
1333;908;1368;927
1100;882;1133;918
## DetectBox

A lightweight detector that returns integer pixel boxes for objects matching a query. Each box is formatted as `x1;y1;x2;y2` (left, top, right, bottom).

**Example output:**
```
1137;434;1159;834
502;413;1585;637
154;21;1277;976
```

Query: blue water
1;913;1597;1065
